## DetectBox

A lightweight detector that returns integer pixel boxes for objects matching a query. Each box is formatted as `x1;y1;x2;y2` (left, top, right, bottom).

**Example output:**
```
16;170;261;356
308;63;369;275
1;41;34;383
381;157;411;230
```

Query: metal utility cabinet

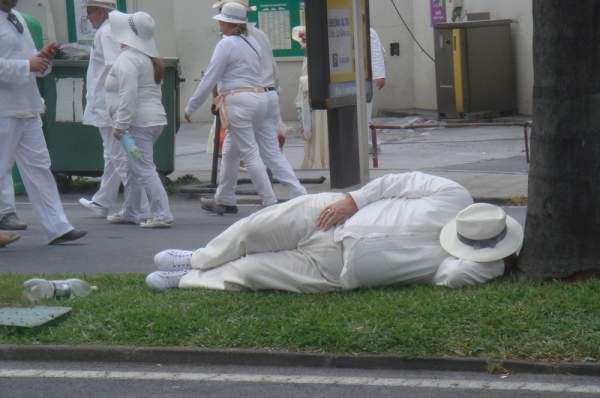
434;19;516;118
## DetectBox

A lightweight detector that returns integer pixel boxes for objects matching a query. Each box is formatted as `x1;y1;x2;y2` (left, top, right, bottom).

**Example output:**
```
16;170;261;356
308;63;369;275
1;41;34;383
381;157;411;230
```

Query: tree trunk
518;0;600;278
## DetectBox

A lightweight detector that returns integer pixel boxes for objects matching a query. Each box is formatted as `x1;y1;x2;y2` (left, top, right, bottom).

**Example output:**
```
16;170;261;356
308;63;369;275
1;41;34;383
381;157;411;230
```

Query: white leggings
121;125;172;222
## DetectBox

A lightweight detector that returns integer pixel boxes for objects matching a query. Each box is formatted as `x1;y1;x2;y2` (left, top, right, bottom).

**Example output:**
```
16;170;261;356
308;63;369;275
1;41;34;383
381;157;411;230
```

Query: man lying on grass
146;172;523;292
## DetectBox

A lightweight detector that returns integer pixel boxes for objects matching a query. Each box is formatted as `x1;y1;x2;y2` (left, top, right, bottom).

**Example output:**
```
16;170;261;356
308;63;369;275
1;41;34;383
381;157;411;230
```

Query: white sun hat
212;0;257;12
440;203;524;262
109;10;159;58
86;0;116;10
212;2;248;24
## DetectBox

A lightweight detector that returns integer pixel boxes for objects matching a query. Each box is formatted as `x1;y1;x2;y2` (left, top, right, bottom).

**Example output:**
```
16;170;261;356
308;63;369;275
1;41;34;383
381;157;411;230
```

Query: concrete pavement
174;114;529;200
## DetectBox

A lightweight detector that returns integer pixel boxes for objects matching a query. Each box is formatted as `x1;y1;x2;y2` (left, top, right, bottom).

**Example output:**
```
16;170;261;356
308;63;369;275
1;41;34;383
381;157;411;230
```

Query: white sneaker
107;212;138;225
140;218;174;229
145;270;188;291
79;198;108;217
154;249;193;272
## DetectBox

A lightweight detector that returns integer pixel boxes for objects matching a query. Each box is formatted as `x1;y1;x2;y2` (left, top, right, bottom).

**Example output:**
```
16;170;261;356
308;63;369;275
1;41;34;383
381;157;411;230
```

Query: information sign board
249;0;304;58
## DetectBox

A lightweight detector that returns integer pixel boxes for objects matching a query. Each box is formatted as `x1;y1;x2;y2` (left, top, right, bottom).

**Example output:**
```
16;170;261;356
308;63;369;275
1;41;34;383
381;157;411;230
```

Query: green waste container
38;58;181;177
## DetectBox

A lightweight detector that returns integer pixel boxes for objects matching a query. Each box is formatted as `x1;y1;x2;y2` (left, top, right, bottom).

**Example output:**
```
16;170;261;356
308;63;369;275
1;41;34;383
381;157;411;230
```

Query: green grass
1;273;600;362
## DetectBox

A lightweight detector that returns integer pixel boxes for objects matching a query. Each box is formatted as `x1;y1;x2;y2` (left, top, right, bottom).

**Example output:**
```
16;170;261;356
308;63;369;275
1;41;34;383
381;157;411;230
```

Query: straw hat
212;0;257;12
440;203;523;262
213;2;248;25
86;0;116;10
109;10;159;58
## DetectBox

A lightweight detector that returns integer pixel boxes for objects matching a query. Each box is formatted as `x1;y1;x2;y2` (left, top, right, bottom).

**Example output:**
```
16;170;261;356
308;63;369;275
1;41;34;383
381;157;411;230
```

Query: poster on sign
430;0;447;25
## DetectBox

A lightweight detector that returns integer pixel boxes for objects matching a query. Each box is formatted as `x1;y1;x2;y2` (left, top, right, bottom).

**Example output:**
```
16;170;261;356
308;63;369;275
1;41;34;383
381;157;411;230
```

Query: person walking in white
0;0;87;244
78;0;125;217
146;172;522;292
105;10;173;228
368;28;385;146
184;3;279;212
196;1;306;215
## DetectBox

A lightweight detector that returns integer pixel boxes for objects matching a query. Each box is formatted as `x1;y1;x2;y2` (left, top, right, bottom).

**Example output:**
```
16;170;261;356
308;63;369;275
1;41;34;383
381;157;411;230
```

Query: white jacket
0;10;45;118
83;20;120;127
105;47;166;131
338;172;503;289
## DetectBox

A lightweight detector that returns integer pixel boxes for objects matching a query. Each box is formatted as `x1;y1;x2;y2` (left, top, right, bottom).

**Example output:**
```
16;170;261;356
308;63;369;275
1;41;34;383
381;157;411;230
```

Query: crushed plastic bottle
23;278;98;302
119;132;142;159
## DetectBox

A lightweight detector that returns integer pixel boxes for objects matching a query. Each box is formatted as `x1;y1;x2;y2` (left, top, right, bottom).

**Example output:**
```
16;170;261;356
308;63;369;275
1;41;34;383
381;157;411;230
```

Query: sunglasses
7;13;24;34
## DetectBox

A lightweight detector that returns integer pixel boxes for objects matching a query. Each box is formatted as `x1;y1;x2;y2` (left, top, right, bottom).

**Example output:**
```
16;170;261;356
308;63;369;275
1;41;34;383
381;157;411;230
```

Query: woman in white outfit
184;2;278;211
105;10;173;228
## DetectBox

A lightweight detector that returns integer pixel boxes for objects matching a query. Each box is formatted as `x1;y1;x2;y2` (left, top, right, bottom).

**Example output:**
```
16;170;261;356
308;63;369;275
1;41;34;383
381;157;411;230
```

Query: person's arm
433;257;505;288
184;39;229;118
370;28;386;88
347;172;459;210
111;55;139;132
102;28;121;68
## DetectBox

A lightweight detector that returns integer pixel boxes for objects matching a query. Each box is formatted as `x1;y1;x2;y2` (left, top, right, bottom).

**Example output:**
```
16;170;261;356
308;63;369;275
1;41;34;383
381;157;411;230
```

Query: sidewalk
173;114;529;201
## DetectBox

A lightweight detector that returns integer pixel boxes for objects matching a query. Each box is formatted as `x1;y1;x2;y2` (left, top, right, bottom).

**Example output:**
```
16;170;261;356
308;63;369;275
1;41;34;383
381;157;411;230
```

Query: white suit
180;172;505;292
0;9;74;241
82;20;126;211
186;33;279;206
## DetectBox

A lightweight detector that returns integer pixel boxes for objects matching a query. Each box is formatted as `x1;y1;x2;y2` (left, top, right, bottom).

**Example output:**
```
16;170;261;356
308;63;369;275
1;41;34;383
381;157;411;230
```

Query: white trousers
215;92;277;207
91;126;128;209
122;125;172;222
0;171;15;216
180;193;345;293
0;116;73;240
218;91;306;201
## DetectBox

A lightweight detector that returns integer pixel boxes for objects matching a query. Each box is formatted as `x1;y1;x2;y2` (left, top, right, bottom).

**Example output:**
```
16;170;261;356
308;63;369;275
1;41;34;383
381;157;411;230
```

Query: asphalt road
1;360;599;398
0;194;527;274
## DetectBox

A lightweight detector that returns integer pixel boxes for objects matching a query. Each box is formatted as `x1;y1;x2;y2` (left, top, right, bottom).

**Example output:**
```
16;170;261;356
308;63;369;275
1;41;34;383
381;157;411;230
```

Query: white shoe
79;198;108;217
140;218;174;229
146;270;188;291
107;212;138;225
154;249;193;272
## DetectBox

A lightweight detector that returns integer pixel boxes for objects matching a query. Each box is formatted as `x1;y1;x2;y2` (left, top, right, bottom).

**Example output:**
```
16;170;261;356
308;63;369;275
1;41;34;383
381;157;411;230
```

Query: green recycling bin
38;58;181;177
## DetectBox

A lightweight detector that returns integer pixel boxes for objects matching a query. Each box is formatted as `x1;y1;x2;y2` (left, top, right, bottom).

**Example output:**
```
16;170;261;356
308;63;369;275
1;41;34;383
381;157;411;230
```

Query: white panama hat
86;0;116;10
212;0;257;12
440;203;524;262
213;2;248;25
109;10;159;58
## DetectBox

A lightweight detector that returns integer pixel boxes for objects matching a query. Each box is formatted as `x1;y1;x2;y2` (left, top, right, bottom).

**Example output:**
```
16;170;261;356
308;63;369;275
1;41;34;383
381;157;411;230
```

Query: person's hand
112;128;124;140
375;78;386;90
39;43;58;60
184;112;192;123
29;55;50;73
317;195;359;231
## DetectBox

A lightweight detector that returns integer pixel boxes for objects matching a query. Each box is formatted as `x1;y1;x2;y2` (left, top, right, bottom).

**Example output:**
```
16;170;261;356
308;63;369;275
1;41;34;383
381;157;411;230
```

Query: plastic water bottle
23;278;98;302
120;132;142;159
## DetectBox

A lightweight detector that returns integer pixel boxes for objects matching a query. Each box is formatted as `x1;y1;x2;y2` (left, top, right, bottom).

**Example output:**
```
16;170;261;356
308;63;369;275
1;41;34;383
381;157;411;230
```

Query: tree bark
518;0;600;278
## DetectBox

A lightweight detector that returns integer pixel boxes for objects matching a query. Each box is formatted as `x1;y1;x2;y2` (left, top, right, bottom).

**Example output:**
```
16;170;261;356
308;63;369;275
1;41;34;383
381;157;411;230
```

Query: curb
1;345;598;376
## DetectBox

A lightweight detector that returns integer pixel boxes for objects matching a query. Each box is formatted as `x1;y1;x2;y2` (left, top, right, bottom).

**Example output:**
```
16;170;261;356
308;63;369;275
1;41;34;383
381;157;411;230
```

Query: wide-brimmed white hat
440;203;523;262
212;0;257;12
87;0;116;10
213;2;248;24
109;10;159;58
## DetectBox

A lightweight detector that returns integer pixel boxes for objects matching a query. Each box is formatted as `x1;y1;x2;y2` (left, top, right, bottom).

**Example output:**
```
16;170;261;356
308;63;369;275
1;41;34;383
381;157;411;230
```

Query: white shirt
0;9;45;118
185;33;263;115
336;172;503;289
370;28;385;80
105;47;166;131
82;20;120;127
248;24;278;88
